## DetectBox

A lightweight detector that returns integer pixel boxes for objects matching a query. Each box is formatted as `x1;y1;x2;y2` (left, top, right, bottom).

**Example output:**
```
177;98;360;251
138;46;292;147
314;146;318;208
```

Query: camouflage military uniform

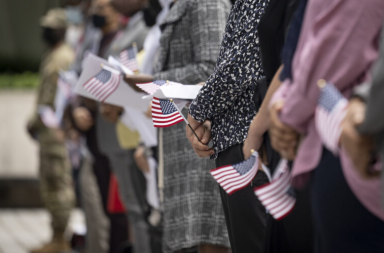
29;42;75;233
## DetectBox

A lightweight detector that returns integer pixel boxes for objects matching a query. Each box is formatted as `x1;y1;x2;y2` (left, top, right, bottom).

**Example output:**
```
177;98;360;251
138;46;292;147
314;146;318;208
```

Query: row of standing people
28;0;384;253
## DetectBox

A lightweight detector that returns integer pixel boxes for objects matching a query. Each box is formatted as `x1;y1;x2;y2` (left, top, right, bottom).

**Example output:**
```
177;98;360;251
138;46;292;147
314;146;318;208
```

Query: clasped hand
186;114;215;157
269;101;299;160
340;98;378;179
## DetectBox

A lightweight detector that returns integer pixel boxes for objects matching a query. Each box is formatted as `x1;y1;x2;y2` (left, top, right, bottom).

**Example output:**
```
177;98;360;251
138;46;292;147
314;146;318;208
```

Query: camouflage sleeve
37;69;59;107
28;69;59;134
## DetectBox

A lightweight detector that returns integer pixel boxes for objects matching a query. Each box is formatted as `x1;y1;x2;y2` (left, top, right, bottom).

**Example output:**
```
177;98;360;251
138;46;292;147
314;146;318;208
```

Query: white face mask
66;6;84;25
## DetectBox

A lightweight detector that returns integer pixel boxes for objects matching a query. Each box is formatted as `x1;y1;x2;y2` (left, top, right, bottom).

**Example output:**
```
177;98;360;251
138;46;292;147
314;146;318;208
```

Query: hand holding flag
152;97;204;145
186;114;215;157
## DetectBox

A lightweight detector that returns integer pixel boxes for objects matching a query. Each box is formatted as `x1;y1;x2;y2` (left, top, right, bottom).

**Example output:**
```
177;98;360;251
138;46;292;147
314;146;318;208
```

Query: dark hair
143;0;163;27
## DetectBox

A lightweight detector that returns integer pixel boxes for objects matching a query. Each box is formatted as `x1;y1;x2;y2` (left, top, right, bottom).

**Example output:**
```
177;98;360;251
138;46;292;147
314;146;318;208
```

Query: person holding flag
267;0;384;252
124;0;231;252
186;0;272;252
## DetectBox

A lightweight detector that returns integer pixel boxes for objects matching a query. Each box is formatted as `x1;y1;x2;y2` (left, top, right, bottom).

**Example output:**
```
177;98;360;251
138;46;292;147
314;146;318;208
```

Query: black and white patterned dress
152;0;231;252
189;0;269;158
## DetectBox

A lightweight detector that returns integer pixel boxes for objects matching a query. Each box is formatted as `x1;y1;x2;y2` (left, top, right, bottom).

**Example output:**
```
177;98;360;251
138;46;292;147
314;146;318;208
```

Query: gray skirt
161;110;230;252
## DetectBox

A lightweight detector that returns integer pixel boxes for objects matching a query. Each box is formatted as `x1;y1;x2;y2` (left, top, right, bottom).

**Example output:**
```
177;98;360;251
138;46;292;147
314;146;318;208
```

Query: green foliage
0;72;39;89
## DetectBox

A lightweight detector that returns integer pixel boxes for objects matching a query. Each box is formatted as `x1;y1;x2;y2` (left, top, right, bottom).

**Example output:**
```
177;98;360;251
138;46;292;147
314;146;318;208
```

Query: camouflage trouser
39;153;75;232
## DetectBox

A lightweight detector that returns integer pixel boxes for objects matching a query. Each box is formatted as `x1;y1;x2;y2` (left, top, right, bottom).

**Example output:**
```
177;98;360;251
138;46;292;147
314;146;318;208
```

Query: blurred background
0;1;85;252
0;0;61;72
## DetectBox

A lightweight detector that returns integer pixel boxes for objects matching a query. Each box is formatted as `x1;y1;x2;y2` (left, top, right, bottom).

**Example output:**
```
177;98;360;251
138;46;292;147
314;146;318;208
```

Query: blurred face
41;27;65;47
91;0;120;28
110;0;148;17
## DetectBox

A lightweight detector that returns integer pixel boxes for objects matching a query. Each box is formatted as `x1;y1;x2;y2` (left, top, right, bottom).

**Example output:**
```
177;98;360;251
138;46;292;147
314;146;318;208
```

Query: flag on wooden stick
211;151;260;195
254;160;296;220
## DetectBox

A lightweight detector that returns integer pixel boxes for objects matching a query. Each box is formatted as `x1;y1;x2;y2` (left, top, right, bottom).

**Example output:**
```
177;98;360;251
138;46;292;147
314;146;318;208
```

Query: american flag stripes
151;97;185;127
57;76;72;99
315;81;348;154
136;80;182;95
254;160;296;220
120;46;139;72
137;80;168;95
210;151;259;195
83;67;120;102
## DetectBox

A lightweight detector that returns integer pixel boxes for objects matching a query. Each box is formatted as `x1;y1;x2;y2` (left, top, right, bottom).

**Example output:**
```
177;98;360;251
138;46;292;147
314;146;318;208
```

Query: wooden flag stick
187;123;203;143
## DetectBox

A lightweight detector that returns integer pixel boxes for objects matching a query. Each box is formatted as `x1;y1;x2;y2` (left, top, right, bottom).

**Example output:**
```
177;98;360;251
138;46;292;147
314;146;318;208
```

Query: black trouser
265;178;314;253
311;148;384;253
92;155;129;253
216;144;269;253
86;125;129;253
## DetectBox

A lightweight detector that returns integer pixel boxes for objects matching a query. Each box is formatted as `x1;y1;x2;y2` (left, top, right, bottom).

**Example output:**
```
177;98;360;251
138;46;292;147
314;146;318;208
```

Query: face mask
92;14;106;28
66;6;84;25
42;27;61;47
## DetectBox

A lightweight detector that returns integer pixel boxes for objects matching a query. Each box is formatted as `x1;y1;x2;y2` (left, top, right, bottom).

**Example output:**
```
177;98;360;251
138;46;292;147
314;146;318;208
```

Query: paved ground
0;91;86;252
0;209;85;253
0;90;38;178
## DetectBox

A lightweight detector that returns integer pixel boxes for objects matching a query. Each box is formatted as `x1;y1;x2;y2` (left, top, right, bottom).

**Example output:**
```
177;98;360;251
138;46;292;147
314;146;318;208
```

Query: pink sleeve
280;0;384;133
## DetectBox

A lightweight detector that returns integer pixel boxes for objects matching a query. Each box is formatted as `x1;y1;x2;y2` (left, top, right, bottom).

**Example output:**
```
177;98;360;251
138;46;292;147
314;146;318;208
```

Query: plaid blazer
153;0;230;84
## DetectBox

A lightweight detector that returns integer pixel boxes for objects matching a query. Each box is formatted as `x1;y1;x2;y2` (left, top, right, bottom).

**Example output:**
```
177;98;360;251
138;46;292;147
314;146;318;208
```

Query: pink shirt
271;0;384;220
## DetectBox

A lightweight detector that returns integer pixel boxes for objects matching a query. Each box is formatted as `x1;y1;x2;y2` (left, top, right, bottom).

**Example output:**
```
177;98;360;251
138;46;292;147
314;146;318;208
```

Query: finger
269;131;297;150
274;100;284;112
271;138;285;154
367;170;381;179
270;128;298;144
353;111;365;125
270;115;296;138
192;137;211;151
200;128;211;145
286;147;297;161
194;125;205;140
194;147;215;157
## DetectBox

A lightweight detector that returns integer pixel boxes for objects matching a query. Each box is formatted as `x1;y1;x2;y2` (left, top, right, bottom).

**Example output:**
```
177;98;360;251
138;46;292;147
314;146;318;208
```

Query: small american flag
315;81;348;154
57;76;72;99
254;160;296;220
151;97;184;128
39;106;59;128
83;67;120;102
137;80;168;95
136;80;182;95
120;46;138;72
210;151;259;195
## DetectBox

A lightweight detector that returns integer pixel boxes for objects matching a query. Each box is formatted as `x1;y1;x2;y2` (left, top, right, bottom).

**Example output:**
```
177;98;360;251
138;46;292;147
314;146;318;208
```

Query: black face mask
92;14;106;28
42;27;61;47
